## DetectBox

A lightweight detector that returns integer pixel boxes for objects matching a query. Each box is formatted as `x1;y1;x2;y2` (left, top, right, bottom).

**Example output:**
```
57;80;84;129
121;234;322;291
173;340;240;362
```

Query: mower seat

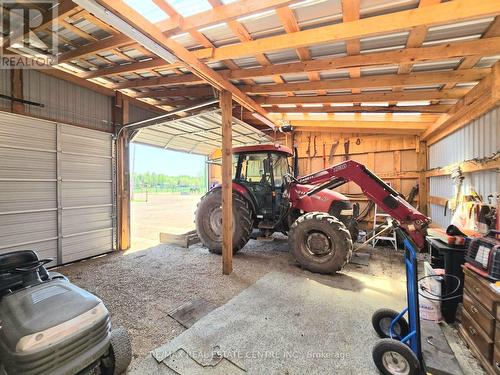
0;250;50;297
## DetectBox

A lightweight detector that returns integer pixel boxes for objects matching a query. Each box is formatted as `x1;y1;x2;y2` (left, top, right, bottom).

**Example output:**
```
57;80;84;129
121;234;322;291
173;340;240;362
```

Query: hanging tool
329;140;339;163
312;136;317;157
306;134;311;156
343;139;350;161
322;142;327;169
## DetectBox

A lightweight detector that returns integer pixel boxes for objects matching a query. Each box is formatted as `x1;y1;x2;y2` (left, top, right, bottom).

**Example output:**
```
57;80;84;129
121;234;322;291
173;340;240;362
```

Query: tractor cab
232;144;294;225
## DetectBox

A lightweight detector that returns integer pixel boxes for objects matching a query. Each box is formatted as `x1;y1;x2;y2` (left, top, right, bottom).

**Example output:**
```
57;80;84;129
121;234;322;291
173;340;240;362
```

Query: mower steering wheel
11;259;52;274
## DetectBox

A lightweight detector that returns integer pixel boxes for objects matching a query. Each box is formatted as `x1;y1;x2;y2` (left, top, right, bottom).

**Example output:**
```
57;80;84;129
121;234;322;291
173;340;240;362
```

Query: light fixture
72;0;178;64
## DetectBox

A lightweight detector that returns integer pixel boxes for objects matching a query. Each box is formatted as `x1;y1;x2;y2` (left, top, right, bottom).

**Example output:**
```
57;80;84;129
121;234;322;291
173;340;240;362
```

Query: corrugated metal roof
132;110;272;155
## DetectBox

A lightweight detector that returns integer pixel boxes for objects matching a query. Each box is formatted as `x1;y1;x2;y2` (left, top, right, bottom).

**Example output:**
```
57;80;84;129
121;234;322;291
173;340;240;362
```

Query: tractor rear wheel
195;189;253;254
289;212;353;274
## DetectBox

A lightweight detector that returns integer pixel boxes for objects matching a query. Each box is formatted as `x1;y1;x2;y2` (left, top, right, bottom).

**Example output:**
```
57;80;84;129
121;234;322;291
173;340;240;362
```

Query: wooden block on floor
421;320;463;375
159;230;200;248
168;298;216;328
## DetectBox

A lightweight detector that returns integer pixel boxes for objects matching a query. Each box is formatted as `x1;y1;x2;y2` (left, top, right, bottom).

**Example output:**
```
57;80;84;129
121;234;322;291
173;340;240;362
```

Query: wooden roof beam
97;0;272;122
79;36;500;82
255;88;470;105
59;0;300;63
131;86;215;99
78;58;182;79
443;16;500;89
192;0;500;61
225;37;500;80
341;0;361;98
289;120;429;135
274;113;439;123
423;62;500;143
241;68;489;94
157;0;301;34
111;74;205;89
398;0;441;74
267;105;452;113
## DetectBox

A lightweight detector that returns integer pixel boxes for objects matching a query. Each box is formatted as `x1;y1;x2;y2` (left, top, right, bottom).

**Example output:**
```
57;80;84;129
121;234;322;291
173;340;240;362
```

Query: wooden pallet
159;230;200;248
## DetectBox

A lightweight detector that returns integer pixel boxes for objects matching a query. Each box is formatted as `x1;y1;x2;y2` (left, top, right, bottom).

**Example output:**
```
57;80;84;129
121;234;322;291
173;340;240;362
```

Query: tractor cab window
236;153;270;184
271;154;289;187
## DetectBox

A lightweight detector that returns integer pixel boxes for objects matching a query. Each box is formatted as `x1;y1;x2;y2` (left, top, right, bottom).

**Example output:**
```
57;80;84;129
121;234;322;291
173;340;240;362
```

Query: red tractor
196;144;429;274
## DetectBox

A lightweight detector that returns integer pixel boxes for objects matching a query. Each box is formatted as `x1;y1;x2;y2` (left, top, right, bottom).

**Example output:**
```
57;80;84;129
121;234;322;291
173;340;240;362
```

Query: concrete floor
58;237;410;372
56;238;487;374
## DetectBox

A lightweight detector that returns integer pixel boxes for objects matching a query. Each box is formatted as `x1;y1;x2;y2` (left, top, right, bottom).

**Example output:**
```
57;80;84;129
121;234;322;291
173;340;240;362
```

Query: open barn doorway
129;143;207;251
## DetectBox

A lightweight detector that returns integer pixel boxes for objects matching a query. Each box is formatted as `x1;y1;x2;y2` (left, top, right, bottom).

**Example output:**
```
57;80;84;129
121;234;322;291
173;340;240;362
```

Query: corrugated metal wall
428;107;500;228
129;104;157;123
0;112;115;265
0;69;11;109
23;70;113;132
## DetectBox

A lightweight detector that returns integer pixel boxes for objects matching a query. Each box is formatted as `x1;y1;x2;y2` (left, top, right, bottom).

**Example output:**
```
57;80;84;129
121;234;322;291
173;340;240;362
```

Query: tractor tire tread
195;189;253;254
289;212;353;274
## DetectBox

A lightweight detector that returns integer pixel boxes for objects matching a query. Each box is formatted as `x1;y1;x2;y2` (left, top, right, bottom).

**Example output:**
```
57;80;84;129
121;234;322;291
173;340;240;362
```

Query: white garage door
0;112;115;266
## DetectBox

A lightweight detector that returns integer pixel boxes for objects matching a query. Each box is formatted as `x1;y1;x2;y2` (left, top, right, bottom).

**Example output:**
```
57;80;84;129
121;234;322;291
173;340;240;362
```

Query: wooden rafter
59;0;300;64
92;36;500;88
131;86;214;99
289;120;429;135
240;68;489;94
443;16;500;90
157;0;300;34
79;58;182;79
267;105;452;113
423;62;500;143
191;0;500;61
208;0;284;86
274;113;439;123
255;88;469;105
97;0;271;121
276;6;319;90
341;0;361;98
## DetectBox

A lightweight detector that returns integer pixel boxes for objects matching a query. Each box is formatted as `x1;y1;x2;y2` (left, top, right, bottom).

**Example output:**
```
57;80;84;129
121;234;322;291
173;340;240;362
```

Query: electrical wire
417;274;462;301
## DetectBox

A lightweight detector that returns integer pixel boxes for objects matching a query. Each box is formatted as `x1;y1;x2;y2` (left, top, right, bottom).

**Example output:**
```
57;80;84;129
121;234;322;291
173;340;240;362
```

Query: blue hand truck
371;226;425;375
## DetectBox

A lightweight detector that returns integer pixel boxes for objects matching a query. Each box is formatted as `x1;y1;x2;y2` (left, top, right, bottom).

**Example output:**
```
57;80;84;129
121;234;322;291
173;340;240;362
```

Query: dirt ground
130;193;202;250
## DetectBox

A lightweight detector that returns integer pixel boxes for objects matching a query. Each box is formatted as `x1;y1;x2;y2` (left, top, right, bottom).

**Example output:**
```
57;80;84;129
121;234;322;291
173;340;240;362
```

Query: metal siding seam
56;123;63;265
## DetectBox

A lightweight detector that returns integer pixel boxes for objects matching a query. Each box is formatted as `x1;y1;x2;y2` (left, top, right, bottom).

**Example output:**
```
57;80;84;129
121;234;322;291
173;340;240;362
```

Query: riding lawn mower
0;250;132;375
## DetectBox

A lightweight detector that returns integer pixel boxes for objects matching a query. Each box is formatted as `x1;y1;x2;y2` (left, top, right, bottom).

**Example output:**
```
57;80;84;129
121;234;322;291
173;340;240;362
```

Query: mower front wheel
100;327;132;375
289;212;353;274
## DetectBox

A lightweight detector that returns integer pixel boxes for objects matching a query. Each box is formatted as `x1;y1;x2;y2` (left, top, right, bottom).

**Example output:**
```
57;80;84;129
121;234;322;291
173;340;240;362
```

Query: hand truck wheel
372;308;409;339
372;338;421;375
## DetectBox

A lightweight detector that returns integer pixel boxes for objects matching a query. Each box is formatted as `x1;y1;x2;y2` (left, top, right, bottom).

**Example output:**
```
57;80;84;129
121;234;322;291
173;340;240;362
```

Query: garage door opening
129;143;207;250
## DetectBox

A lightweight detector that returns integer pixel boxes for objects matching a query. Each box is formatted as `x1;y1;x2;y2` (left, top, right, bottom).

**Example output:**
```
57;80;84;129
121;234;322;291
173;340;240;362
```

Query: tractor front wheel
289;212;353;274
195;189;253;254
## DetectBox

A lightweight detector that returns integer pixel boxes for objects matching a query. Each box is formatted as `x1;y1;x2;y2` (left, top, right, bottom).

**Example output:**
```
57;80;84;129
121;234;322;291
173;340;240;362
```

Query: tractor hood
290;184;350;213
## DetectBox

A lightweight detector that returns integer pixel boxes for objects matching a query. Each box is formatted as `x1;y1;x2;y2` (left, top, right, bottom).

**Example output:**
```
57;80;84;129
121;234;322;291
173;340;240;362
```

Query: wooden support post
416;139;428;216
114;92;131;251
10;69;24;114
220;90;233;275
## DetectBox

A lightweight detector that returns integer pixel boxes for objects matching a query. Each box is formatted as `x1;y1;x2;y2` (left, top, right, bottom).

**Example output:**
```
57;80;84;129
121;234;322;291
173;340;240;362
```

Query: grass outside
130;192;203;250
